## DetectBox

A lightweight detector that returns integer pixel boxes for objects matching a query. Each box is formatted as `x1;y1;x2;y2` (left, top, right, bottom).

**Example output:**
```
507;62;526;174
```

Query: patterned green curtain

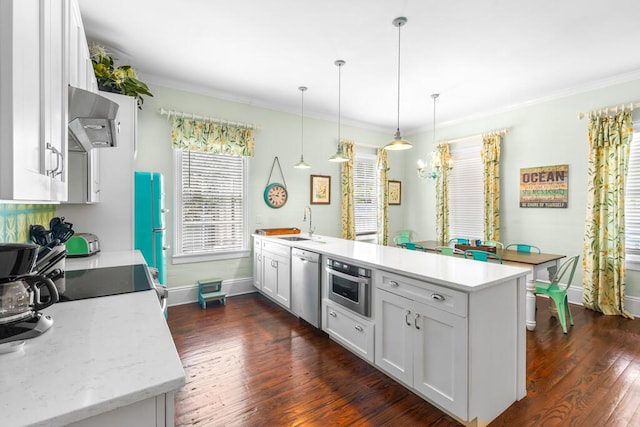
171;117;254;156
481;135;501;241
377;148;390;246
583;111;634;318
340;140;356;240
434;143;451;243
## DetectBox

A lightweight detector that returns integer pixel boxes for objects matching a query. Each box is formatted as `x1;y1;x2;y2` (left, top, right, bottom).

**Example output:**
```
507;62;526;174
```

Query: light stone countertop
0;251;185;427
255;233;530;291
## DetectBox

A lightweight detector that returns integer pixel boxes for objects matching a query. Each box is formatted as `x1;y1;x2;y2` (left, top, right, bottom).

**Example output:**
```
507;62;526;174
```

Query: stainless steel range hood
68;86;119;152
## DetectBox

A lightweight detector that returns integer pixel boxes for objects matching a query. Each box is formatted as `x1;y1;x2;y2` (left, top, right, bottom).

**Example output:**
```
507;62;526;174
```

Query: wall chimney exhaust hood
68;86;119;152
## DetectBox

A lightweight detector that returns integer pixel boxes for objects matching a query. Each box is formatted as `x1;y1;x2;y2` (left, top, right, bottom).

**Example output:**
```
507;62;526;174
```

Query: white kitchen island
0;251;185;427
254;233;530;427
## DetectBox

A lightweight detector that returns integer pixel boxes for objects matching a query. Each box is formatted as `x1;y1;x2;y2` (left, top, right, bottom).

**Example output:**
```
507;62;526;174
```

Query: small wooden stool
197;278;226;309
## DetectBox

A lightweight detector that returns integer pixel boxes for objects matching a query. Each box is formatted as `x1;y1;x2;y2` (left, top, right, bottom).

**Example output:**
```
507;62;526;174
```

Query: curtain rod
341;138;380;150
443;128;509;145
578;102;640;120
159;108;259;130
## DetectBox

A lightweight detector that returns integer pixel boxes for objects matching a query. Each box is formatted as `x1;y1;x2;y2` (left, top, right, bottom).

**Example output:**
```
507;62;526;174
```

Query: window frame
172;149;250;264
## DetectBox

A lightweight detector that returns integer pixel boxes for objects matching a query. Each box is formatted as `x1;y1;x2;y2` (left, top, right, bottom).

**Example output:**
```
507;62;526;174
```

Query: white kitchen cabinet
0;0;69;202
68;0;97;93
375;284;467;418
68;392;175;427
322;299;374;363
253;237;263;290
261;240;291;309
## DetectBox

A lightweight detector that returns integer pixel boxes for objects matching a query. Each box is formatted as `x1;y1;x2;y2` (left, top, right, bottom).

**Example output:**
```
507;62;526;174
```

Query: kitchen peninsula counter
0;251;185;427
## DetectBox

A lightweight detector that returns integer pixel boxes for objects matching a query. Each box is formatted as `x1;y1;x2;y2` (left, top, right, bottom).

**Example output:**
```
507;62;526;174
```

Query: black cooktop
55;264;153;302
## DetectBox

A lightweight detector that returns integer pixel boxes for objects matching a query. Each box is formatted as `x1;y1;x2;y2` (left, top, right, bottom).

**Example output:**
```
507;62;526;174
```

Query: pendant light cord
301;88;305;155
396;21;401;134
338;62;342;144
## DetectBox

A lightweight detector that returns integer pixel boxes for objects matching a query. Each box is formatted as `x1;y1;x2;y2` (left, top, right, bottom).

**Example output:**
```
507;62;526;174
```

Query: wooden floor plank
167;293;640;426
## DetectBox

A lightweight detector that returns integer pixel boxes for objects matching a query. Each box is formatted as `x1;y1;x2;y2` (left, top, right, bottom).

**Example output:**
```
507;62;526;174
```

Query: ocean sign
520;164;568;208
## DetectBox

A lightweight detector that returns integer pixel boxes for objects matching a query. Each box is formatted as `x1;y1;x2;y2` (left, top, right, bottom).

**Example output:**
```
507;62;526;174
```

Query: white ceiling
78;0;640;134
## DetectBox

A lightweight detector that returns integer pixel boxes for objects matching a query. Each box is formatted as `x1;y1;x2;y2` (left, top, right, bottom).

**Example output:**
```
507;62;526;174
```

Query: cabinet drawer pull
431;293;445;302
354;325;363;332
405;309;412;326
414;313;421;330
271;260;278;268
329;311;337;317
389;280;399;287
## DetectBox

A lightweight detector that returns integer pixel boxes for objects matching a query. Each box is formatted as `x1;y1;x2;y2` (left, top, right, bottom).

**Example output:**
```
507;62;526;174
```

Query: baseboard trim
567;286;640;317
167;277;256;307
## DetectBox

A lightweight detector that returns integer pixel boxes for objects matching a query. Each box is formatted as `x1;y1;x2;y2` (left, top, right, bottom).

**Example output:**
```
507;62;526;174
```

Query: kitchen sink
277;236;310;241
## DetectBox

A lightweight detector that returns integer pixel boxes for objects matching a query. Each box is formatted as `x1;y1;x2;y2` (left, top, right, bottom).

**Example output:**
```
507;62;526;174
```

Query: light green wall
401;78;640;296
136;84;403;288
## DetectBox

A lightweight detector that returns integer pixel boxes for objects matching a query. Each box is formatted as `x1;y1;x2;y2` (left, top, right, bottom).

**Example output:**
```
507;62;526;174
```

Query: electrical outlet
256;215;264;225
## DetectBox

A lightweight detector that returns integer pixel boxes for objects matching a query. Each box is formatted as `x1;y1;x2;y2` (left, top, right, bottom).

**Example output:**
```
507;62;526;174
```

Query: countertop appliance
0;244;59;351
66;233;101;257
135;172;167;285
326;258;372;317
291;248;321;328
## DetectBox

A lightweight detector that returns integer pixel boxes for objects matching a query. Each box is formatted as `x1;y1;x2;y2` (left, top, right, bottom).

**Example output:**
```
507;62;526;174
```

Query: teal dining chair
506;243;541;254
463;250;503;263
404;242;426;251
435;246;463;256
534;255;580;334
393;230;413;246
448;238;470;245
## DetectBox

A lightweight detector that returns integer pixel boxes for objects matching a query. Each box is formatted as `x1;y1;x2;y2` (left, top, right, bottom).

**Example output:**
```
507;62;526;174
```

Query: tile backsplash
0;204;56;243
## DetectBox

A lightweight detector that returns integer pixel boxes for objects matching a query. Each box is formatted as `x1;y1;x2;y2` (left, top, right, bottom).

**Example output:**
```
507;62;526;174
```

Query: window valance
171;117;255;156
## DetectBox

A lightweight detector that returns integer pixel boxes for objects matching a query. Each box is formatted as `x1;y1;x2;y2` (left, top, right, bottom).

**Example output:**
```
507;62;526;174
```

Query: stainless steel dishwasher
291;248;321;328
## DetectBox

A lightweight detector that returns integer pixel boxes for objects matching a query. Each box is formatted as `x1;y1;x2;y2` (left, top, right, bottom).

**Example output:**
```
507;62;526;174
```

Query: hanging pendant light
384;17;412;151
328;59;349;163
294;86;311;168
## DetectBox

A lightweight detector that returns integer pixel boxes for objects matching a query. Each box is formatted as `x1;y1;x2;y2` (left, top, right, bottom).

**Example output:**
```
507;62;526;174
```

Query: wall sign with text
519;164;568;208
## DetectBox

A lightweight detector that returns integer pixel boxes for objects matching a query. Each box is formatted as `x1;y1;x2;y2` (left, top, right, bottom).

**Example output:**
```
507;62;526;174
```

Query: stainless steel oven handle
325;267;370;284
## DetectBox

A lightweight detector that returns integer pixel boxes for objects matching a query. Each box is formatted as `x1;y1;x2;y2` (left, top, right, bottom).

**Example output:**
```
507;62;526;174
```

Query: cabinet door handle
271;260;278;268
405;309;412;326
354;325;363;332
389;280;399;287
46;142;64;177
431;293;445;302
414;313;421;330
257;254;261;261
329;311;337;317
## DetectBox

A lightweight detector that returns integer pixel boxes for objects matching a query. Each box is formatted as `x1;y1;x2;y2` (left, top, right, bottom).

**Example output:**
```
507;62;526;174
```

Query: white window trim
172;149;250;264
354;152;378;237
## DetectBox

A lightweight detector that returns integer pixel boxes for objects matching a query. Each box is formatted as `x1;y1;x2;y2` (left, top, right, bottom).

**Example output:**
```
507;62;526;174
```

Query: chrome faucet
303;206;314;237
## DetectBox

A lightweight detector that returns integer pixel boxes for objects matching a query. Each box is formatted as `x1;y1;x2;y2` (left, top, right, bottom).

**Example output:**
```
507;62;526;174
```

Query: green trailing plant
90;44;153;109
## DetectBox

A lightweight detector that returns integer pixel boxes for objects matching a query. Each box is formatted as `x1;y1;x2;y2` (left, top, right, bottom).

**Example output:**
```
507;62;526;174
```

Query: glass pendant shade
384;17;412;151
294;86;311;168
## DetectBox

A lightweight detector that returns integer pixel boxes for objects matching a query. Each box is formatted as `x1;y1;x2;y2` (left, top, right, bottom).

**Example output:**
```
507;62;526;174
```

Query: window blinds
625;127;640;260
448;144;484;240
354;154;378;235
177;150;246;255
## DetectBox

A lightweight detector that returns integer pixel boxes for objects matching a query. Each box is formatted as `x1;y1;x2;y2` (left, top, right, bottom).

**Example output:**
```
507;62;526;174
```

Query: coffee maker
0;244;59;352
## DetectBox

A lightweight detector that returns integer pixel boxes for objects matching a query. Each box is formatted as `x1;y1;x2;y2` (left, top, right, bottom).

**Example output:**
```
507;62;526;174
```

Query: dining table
415;241;566;331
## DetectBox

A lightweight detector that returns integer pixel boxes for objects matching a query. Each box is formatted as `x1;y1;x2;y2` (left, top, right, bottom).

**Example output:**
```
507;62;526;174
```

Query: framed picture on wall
388;180;401;205
310;175;331;204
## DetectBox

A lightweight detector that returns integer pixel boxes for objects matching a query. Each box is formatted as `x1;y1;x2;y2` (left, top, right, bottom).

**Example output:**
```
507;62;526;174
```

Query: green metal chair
404;242;426;251
482;240;504;249
448;237;470;245
534;255;580;334
463;250;503;263
393;230;413;246
506;243;541;254
435;246;463;256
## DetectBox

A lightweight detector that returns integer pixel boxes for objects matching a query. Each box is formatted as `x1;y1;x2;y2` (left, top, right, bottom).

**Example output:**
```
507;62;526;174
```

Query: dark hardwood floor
167;293;640;426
